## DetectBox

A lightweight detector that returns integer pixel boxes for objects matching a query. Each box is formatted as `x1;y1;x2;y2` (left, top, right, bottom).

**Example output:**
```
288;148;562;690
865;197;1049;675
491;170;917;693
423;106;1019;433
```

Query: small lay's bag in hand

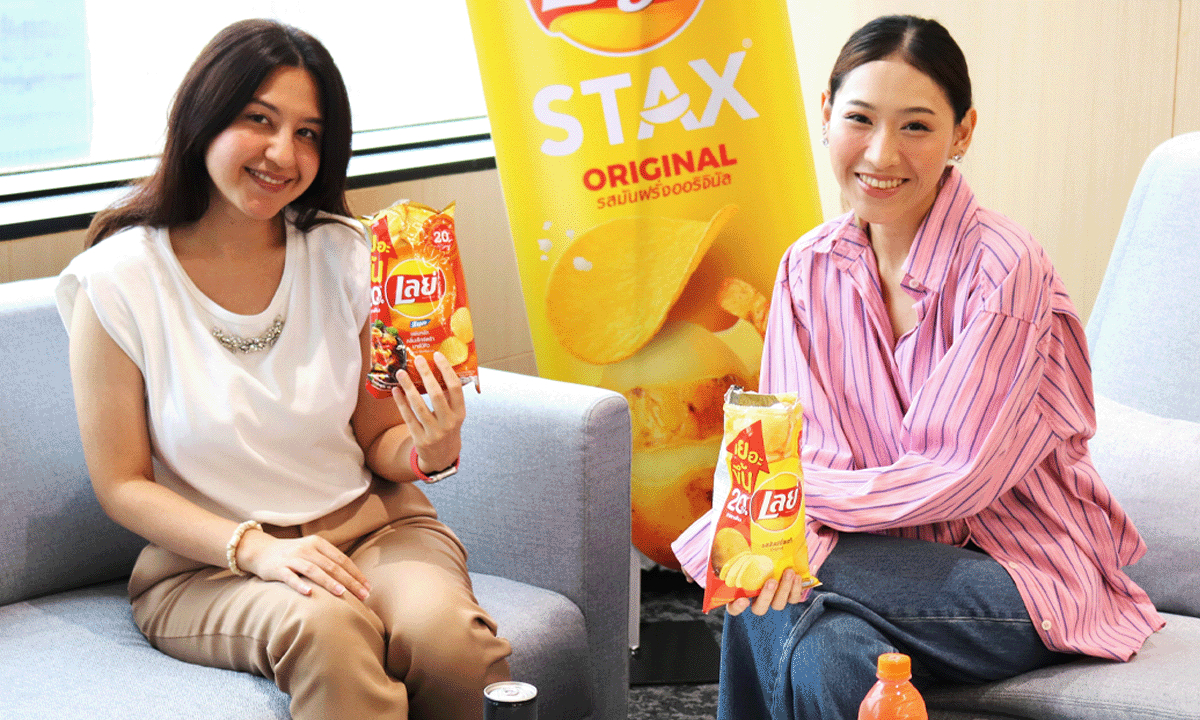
365;200;478;397
703;387;819;612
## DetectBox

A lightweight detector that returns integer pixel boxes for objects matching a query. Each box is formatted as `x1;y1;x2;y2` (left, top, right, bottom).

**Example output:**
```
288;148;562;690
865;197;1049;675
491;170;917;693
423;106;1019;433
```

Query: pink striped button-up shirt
762;167;1163;660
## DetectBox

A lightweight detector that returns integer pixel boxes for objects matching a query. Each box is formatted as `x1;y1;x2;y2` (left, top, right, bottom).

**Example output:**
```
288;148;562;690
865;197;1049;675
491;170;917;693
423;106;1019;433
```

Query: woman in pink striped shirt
716;15;1164;720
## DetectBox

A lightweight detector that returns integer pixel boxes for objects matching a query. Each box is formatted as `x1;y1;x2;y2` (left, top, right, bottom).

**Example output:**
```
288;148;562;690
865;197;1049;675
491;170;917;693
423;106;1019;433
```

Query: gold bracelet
226;520;262;576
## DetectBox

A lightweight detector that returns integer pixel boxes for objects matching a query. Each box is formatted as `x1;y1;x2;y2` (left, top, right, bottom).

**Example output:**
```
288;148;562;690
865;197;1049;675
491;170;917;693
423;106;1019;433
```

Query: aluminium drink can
483;681;538;720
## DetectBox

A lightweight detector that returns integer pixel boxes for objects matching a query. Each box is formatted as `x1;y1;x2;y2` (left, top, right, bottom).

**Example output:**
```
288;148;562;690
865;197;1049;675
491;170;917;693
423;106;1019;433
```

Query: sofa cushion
0;581;289;720
925;613;1200;720
1090;393;1200;617
0;573;591;720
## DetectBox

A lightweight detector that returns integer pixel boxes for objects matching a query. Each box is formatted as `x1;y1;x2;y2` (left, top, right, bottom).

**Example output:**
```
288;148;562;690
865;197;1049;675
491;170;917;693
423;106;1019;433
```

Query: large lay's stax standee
466;0;822;568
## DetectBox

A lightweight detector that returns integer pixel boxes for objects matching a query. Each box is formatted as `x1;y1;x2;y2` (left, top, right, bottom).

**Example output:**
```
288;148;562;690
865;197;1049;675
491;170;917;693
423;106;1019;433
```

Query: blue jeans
717;533;1071;720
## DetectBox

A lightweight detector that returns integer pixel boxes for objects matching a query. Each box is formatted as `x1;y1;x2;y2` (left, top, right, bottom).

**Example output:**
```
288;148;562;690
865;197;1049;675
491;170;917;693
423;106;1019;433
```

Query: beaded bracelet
226;520;262;576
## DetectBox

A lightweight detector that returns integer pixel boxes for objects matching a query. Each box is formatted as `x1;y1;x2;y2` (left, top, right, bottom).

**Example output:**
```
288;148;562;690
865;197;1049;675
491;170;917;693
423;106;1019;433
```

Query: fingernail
334;584;346;596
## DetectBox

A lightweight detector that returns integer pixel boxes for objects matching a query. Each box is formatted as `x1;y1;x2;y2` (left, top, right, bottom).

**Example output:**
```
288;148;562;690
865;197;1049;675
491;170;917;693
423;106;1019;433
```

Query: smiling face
822;56;975;243
203;65;323;227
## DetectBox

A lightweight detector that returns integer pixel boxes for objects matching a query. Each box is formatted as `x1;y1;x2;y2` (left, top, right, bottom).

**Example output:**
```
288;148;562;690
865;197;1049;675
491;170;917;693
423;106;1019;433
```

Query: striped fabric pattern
760;167;1164;661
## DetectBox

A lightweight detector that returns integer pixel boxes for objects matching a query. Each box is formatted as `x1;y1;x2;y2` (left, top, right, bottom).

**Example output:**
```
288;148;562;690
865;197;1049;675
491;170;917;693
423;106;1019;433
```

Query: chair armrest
424;367;631;719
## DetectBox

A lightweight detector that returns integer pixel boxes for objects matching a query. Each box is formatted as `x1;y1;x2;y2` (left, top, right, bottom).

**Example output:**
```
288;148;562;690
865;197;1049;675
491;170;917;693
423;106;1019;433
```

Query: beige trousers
128;479;512;720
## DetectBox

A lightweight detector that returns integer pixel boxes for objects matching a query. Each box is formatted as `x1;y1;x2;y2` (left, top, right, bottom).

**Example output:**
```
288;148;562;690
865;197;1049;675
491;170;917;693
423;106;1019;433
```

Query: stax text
534;50;759;157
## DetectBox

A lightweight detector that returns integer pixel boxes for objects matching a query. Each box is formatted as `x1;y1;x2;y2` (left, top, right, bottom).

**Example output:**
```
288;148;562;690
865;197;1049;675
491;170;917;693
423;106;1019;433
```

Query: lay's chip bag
703;386;818;612
365;200;479;397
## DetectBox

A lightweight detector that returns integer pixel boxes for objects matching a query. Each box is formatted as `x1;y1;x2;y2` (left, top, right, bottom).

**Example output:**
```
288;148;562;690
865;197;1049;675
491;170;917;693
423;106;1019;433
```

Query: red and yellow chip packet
703;387;818;612
365;200;479;397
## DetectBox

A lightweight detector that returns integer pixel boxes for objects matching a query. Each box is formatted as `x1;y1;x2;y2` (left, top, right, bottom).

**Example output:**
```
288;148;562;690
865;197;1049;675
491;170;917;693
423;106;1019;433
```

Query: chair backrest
1086;132;1200;424
0;276;145;606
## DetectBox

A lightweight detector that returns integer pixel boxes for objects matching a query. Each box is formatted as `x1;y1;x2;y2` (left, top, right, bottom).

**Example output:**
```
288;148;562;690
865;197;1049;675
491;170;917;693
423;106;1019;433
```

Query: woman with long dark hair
710;15;1163;719
59;19;511;719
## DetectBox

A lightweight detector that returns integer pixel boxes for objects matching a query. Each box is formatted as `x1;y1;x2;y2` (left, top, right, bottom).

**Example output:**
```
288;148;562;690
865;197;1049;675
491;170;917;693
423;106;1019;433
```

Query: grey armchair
0;275;632;720
923;132;1200;719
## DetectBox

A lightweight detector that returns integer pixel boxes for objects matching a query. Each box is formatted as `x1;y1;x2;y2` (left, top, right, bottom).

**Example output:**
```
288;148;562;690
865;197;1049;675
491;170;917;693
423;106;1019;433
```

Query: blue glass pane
0;0;90;170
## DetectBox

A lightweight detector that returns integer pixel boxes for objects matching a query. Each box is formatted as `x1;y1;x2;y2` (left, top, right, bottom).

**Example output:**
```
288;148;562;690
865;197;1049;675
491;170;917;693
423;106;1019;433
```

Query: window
0;0;488;174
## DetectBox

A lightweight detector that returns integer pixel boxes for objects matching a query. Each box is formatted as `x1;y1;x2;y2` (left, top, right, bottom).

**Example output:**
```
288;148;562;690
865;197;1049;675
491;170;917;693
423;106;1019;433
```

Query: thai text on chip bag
365;200;479;397
703;386;819;613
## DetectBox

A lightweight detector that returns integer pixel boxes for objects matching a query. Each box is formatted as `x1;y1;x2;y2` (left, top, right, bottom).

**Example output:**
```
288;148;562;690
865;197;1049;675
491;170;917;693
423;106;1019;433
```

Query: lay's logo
386;271;445;310
750;475;801;532
528;0;704;56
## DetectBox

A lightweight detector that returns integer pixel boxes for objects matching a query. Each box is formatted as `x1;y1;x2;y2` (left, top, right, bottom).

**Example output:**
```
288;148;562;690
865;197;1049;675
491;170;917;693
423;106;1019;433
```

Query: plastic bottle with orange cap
858;652;928;720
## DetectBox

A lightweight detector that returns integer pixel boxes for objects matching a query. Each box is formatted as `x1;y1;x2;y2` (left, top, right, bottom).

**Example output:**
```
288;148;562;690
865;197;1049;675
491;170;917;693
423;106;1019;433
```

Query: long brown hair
86;19;352;246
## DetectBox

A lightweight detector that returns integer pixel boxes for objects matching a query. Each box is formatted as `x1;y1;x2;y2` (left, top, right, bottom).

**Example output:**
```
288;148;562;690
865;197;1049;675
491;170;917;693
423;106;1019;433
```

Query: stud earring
952;153;964;163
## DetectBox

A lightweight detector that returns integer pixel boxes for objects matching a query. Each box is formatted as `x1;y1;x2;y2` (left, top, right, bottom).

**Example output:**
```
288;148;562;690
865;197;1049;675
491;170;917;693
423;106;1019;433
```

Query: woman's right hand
391;352;465;476
237;530;372;601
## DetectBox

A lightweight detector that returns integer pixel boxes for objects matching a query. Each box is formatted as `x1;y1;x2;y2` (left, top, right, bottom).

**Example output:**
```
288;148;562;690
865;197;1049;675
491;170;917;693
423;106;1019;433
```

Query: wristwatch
409;446;459;483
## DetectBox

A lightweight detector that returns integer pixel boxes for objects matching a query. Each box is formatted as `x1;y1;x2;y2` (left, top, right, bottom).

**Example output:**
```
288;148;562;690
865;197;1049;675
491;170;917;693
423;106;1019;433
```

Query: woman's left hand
391;352;465;475
725;568;808;616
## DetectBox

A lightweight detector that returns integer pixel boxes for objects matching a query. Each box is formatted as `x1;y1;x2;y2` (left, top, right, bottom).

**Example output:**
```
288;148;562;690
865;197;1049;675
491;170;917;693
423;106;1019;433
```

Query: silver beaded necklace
211;316;286;354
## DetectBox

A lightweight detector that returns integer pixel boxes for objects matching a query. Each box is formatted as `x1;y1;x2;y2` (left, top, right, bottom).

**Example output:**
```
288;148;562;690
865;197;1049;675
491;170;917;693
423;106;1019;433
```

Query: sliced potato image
717;277;770;337
719;551;751;583
600;322;750;450
545;205;738;365
629;437;723;569
714;319;764;386
450;307;474;343
731;553;775;592
605;322;752;569
712;528;751;575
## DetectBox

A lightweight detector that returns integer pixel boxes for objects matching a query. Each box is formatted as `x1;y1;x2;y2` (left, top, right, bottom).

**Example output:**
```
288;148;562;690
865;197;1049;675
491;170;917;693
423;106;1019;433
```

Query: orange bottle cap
876;652;912;681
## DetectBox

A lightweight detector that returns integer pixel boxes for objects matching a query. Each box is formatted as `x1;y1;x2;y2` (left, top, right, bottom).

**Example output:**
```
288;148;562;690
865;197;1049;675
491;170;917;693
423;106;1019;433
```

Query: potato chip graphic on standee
545;205;738;365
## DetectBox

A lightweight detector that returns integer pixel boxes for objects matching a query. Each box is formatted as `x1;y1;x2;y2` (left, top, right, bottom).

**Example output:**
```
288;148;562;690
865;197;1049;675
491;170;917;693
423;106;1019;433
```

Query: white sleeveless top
56;215;373;525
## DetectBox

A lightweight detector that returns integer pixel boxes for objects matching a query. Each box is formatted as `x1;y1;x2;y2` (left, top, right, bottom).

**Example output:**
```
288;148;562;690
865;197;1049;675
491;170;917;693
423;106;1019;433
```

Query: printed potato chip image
711;527;750;574
717;550;749;582
439;336;469;366
545;204;738;365
629;439;725;573
600;322;750;450
450;307;474;344
733;553;775;592
601;321;754;566
716;277;770;337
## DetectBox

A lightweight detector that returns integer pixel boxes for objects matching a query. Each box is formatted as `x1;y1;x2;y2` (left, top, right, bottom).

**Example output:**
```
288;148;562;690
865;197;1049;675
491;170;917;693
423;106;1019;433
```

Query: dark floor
629;568;723;720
